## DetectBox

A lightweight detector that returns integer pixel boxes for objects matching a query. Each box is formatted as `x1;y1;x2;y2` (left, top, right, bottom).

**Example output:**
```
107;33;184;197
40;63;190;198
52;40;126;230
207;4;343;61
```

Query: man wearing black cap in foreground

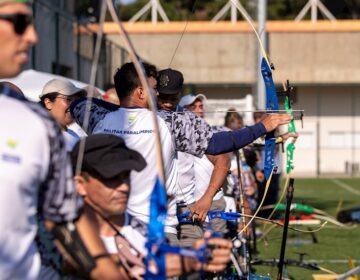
71;134;232;278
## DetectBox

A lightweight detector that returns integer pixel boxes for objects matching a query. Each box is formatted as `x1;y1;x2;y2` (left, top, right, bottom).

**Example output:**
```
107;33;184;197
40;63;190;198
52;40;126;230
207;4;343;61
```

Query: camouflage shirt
157;109;213;157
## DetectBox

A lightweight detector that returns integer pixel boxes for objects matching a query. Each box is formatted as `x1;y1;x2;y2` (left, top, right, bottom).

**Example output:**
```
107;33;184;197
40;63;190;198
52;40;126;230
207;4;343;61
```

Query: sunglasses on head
0;13;33;35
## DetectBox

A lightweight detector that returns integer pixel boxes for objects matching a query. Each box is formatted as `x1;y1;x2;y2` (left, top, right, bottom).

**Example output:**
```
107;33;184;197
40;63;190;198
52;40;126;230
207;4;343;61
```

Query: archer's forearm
203;153;231;199
46;206;122;280
165;254;196;277
206;123;266;155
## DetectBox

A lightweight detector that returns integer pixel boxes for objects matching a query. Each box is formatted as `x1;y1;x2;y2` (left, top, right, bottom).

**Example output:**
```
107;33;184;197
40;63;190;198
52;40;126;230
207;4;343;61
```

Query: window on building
296;131;314;149
328;132;360;148
52;63;72;78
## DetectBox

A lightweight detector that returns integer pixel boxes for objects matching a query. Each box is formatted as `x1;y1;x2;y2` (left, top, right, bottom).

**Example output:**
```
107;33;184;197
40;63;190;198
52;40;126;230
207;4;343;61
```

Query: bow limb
312;214;355;229
243;17;298;245
261;58;280;180
106;1;165;183
259;202;355;236
220;1;281;257
232;0;280;181
230;0;271;67
75;0;107;176
245;58;279;239
262;213;353;235
282;80;296;175
239;168;274;235
261;175;289;235
179;210;328;234
261;80;300;238
261;202;348;221
106;2;167;279
262;80;297;234
106;3;214;276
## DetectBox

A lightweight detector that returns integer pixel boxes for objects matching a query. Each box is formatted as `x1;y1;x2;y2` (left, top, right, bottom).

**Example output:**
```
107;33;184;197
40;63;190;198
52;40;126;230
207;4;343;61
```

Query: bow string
106;2;167;278
107;3;218;278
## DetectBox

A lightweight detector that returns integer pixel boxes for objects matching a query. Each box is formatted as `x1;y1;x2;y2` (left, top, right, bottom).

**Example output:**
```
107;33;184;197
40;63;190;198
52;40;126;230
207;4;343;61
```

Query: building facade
26;3;360;177
103;21;360;177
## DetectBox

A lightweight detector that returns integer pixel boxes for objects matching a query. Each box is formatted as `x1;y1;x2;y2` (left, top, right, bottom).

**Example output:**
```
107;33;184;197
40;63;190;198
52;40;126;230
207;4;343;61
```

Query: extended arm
191;153;231;222
206;114;293;155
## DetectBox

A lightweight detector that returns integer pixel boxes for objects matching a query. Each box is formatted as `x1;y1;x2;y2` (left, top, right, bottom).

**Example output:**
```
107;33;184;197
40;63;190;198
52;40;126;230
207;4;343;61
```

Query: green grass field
252;178;360;280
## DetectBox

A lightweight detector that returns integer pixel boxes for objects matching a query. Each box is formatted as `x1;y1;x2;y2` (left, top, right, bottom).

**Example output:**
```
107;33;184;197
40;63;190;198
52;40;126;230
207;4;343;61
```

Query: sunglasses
56;92;87;103
0;13;33;35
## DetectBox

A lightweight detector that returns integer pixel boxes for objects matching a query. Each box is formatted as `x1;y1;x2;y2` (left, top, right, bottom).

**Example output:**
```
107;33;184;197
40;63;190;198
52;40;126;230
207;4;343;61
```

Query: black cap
157;68;184;95
71;134;147;179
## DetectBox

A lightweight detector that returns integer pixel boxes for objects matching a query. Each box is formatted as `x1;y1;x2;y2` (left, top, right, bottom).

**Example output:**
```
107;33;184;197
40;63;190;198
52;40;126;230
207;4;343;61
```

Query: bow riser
261;58;279;180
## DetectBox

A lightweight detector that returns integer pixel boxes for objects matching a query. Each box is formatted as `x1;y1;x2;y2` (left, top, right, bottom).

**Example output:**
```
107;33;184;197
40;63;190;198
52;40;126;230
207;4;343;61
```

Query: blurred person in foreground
0;1;122;279
0;81;24;96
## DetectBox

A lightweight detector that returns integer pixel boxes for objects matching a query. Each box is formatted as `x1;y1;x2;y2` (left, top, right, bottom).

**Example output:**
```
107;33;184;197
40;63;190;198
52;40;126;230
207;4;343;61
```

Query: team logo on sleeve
6;139;17;149
1;139;21;164
0;139;21;164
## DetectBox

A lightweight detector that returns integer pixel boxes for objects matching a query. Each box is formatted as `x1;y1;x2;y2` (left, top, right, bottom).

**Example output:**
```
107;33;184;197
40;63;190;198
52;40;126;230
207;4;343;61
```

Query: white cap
178;93;206;107
40;79;86;98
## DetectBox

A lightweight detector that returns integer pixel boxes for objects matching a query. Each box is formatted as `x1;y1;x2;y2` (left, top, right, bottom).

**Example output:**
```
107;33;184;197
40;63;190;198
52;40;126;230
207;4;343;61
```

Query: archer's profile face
157;93;179;112
188;99;204;118
45;94;74;129
77;172;130;218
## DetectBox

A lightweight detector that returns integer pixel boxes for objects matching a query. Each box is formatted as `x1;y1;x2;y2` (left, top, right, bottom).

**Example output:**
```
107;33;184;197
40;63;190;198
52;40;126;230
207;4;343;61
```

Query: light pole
257;0;267;110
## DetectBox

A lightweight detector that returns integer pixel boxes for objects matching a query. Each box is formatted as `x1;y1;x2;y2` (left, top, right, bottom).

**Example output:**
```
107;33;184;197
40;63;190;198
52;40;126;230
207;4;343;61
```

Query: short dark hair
39;92;59;107
113;62;157;100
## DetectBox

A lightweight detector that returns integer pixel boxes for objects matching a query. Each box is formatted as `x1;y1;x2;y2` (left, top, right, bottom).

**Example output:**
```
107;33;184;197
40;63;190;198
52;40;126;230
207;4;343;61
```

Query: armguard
51;222;96;278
